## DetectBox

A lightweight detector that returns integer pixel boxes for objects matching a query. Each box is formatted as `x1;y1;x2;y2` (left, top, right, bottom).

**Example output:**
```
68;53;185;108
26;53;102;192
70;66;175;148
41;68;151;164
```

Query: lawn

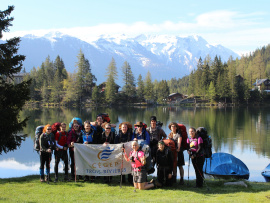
0;174;270;202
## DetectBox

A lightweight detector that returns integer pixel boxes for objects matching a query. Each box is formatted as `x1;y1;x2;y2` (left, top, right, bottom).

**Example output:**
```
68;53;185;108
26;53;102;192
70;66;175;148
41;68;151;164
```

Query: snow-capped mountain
3;32;239;85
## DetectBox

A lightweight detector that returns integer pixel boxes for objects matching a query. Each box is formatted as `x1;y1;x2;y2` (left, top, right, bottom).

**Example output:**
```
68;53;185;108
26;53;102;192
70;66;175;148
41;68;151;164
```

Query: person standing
187;127;205;188
132;121;150;146
100;123;115;183
115;122;133;184
39;124;55;182
67;122;83;180
54;122;69;182
146;116;166;167
167;122;181;184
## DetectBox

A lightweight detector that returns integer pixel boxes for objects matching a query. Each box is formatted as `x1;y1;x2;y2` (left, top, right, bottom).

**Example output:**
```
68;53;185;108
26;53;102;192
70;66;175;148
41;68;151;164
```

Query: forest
24;44;270;106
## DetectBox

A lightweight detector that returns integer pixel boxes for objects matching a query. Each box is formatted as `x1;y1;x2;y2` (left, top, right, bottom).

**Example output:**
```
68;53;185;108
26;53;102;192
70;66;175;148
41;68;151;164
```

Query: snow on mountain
2;32;239;86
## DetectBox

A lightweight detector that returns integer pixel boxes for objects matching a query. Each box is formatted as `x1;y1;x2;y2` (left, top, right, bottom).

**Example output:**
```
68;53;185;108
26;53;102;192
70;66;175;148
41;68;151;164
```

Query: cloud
2;10;269;55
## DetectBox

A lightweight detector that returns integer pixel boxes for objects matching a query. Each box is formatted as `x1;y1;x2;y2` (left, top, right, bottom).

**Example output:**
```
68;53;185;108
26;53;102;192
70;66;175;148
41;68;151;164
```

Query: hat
150;116;157;121
168;122;179;130
134;121;143;127
158;140;165;145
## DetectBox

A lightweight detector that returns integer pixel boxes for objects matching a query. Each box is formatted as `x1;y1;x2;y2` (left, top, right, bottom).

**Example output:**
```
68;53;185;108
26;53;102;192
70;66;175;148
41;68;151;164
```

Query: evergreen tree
144;71;154;102
208;81;216;103
62;73;79;104
91;85;99;106
76;50;96;103
121;61;136;102
105;58;118;105
51;56;67;103
137;74;145;102
156;80;170;104
0;6;31;154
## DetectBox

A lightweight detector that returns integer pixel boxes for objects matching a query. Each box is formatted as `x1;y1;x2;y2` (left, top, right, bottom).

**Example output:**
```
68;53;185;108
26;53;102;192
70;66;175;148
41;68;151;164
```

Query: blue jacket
131;128;150;145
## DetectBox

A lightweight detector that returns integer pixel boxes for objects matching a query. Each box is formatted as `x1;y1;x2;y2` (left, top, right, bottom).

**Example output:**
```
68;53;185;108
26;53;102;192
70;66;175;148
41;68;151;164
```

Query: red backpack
177;124;188;150
163;138;176;152
51;122;61;135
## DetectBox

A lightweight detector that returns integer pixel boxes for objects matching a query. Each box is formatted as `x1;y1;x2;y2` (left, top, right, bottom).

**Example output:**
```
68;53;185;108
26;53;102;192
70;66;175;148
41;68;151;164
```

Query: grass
0;174;270;202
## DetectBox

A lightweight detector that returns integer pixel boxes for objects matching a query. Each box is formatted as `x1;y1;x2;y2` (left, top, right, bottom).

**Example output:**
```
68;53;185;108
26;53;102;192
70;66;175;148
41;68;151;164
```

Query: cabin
167;93;185;102
252;79;270;92
5;73;25;84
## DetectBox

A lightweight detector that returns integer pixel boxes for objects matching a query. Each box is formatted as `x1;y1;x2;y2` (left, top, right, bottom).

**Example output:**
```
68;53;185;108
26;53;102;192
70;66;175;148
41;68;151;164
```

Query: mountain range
2;32;239;85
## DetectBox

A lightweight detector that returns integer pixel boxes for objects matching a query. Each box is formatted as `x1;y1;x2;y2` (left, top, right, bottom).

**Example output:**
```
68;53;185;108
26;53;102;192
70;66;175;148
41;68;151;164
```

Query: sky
1;0;270;55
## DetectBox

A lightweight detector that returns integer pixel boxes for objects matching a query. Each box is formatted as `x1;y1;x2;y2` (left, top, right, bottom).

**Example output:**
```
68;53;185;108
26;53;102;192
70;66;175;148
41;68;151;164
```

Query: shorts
132;169;147;183
177;150;185;166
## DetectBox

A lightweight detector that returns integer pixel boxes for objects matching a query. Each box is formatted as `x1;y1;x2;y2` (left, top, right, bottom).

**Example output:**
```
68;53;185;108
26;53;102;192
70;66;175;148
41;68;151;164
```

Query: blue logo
97;146;114;161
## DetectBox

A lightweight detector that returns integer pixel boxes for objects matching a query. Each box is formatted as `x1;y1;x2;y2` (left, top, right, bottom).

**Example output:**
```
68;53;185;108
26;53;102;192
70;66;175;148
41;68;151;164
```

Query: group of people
38;114;205;190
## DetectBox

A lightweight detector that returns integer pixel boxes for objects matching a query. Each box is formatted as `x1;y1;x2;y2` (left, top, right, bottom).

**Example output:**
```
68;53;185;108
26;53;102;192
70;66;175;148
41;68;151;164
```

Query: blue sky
1;0;270;55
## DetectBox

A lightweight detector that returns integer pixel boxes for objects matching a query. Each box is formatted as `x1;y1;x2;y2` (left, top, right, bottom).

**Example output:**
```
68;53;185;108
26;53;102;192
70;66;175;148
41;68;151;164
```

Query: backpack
177;124;188;150
34;125;44;151
163;138;176;152
98;113;111;123
69;117;83;129
136;140;155;174
52;122;61;135
196;127;212;158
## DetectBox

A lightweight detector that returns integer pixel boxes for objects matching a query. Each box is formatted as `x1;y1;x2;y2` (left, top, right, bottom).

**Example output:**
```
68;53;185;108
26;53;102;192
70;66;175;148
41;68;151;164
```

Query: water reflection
0;106;269;181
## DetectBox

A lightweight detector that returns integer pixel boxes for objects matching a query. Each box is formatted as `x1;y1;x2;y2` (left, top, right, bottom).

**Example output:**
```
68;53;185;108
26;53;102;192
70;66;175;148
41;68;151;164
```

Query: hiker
146;116;167;167
39;124;55;182
123;141;155;190
167;122;182;184
82;121;97;181
131;121;150;146
187;127;205;188
156;140;173;187
54;122;69;182
115;122;133;184
67;121;83;180
100;123;116;183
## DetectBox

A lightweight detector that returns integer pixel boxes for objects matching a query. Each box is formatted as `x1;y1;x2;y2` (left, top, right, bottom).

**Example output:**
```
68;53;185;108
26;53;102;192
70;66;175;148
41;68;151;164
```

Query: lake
1;106;270;182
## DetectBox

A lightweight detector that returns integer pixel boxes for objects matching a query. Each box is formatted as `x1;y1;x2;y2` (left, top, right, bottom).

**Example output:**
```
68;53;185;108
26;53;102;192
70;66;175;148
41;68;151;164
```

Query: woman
167;122;181;183
82;121;96;182
124;141;155;190
187;127;204;188
101;123;115;183
39;124;55;182
67;122;83;180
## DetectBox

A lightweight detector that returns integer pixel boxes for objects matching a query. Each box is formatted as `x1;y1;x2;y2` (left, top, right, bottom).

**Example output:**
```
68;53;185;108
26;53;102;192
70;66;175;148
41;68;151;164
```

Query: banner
74;142;133;176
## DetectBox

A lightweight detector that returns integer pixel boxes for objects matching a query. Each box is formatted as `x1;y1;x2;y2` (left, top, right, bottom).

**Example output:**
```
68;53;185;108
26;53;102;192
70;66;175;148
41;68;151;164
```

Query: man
146;116;167;166
54;123;69;182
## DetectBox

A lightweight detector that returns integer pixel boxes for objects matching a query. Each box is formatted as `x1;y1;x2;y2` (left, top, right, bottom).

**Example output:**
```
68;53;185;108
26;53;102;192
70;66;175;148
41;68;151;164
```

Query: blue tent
261;163;270;182
203;152;249;180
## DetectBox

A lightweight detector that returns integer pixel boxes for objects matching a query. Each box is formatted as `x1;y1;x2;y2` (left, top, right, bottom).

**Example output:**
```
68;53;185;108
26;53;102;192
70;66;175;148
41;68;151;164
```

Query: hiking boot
45;175;52;182
40;175;45;182
64;175;70;182
179;178;184;185
155;180;162;187
84;176;89;182
54;177;58;183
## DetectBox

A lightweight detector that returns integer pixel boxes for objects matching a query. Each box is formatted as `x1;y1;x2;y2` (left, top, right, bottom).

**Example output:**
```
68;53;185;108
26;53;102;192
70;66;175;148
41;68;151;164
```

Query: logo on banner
97;146;115;161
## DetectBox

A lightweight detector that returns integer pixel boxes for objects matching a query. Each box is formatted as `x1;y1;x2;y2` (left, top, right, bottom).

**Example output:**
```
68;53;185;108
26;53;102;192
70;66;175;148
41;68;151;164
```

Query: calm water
1;106;270;182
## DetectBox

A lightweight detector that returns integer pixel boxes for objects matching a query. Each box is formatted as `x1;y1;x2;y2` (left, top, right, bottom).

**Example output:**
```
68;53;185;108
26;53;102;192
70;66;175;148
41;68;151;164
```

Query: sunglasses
47;128;52;130
106;128;111;129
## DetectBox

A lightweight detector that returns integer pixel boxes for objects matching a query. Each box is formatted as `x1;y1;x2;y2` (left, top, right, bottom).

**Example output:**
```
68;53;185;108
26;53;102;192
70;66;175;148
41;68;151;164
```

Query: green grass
0;175;270;202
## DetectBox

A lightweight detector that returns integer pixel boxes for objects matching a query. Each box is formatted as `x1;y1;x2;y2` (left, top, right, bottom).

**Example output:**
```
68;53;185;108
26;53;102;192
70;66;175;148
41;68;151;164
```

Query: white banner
74;142;133;176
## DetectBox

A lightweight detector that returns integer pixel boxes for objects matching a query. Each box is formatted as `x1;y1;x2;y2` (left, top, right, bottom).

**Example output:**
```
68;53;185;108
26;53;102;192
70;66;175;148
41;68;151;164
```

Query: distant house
6;73;25;84
253;79;270;92
98;82;120;93
168;93;185;102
